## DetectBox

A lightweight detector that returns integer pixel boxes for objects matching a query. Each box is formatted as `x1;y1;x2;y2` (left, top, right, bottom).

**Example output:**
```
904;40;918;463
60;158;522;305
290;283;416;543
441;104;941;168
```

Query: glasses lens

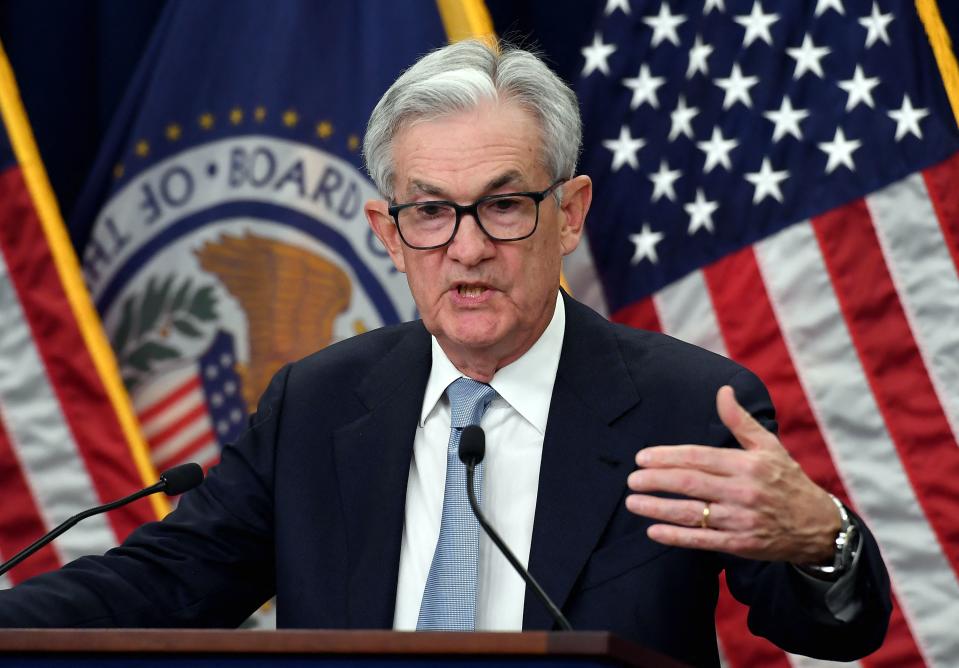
397;203;457;248
477;195;537;240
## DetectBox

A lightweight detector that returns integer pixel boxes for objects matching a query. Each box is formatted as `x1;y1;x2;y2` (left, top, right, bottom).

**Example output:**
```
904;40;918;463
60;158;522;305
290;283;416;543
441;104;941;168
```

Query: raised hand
625;385;839;564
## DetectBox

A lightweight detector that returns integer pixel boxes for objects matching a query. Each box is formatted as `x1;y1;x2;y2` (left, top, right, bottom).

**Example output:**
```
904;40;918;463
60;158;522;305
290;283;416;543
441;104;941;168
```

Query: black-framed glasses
387;179;567;250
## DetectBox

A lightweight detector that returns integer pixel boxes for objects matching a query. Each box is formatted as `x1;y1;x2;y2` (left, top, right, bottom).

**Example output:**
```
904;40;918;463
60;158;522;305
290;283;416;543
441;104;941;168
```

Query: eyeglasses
387;179;567;250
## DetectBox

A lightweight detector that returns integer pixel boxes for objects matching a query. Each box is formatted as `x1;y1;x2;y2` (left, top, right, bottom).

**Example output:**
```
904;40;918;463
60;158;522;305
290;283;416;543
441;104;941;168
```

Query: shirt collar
420;292;565;434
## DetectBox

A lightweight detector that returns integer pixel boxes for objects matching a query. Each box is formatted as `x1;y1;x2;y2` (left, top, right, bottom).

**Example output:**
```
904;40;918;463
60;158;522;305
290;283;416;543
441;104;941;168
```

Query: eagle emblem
195;231;351;412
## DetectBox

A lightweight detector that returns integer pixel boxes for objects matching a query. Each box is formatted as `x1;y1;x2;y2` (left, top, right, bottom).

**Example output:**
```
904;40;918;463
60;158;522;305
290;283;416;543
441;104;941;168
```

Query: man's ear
558;175;592;256
365;200;406;273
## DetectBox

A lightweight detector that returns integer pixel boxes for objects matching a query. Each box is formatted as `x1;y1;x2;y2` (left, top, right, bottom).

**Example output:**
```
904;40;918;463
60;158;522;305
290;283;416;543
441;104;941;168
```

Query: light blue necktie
417;377;497;631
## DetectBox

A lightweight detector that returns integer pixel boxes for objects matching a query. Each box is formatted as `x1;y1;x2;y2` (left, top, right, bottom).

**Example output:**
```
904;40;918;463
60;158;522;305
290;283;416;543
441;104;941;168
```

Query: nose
446;213;493;265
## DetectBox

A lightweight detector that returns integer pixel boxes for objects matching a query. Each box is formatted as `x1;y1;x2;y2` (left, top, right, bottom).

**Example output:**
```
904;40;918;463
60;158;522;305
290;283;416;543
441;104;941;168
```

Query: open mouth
457;284;487;298
452;283;494;302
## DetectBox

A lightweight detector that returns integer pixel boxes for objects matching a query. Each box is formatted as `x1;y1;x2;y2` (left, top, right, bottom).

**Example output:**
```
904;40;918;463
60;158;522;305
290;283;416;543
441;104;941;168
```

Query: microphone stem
0;482;165;577
465;464;573;631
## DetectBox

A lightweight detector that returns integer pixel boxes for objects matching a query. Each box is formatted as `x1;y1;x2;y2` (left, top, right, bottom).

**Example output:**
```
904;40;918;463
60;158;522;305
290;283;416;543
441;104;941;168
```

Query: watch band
800;494;859;579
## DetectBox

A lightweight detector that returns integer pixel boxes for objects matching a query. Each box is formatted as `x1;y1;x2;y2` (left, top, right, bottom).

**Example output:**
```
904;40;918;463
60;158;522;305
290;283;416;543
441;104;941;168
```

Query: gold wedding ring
701;502;711;529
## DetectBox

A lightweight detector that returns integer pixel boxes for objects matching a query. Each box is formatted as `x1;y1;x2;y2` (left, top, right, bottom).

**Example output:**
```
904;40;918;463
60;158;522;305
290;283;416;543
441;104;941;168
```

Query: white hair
363;39;582;199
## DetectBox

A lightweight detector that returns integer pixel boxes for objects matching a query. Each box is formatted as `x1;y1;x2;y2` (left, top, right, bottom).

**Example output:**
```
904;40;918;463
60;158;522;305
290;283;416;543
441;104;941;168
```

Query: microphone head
159;463;204;496
458;425;486;466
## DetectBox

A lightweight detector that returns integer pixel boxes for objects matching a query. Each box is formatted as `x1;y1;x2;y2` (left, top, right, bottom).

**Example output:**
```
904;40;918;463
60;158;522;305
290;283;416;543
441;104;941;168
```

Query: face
365;101;592;374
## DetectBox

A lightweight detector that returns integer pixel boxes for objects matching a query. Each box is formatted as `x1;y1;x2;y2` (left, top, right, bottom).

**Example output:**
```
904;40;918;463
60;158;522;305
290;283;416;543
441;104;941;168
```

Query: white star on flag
744;158;789;203
649;160;682;202
838;65;880;111
715;63;759;110
629;224;664;264
669;95;699;141
764;96;809;141
697;127;739;173
603;125;645;171
815;0;845;16
786;34;830;80
581;32;617;77
622;64;666;109
642;3;686;48
604;0;631;16
888;94;929;141
572;2;959;663
687;34;714;79
734;1;780;47
684;189;719;234
818;127;862;173
859;2;894;48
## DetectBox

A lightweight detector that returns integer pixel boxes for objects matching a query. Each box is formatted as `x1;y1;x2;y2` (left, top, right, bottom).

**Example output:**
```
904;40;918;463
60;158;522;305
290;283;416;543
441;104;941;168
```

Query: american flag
566;0;959;666
0;42;163;587
134;331;246;473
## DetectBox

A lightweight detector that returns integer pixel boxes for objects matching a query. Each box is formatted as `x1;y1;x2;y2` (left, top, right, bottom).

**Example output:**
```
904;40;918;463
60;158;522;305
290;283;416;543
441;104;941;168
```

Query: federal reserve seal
83;136;415;471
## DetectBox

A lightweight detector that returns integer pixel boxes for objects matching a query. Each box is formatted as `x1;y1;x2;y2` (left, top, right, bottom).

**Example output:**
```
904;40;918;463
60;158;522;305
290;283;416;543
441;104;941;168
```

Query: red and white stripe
135;366;219;472
866;173;959;446
0;250;116;565
589;152;959;666
0;167;157;585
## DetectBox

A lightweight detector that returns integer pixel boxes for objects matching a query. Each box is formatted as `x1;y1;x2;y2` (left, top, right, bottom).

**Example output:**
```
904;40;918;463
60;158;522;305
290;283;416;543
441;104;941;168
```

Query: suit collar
487;292;565;434
333;322;431;629
554;291;641;425
524;293;644;629
418;291;565;433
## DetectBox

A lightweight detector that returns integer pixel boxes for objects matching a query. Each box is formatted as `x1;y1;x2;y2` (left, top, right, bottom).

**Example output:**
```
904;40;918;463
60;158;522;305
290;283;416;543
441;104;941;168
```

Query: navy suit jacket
0;295;890;665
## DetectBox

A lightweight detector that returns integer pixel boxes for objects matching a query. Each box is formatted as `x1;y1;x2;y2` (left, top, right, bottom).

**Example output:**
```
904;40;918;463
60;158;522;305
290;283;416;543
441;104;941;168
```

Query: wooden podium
0;630;688;667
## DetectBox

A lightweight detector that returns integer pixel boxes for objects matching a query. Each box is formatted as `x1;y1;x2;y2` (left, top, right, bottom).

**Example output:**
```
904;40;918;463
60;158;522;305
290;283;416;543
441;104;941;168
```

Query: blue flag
74;1;459;473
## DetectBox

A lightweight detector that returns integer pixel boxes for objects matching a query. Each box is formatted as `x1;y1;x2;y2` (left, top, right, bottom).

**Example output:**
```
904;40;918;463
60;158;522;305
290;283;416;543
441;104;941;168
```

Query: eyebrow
405;170;527;201
485;170;525;192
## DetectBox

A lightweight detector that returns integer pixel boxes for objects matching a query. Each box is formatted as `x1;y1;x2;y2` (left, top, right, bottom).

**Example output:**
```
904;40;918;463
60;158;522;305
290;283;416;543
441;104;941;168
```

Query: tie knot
447;377;496;428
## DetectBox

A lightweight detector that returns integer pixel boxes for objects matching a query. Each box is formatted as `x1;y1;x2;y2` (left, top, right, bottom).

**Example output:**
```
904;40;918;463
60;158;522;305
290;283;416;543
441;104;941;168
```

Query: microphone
459;425;573;631
0;463;204;577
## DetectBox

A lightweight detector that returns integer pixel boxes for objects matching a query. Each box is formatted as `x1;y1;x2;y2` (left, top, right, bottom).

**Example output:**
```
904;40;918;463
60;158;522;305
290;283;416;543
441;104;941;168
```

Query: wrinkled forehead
390;101;548;199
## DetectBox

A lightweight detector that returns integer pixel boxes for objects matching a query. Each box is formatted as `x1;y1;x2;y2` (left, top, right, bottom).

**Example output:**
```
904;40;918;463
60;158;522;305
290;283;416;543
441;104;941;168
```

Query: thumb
716;385;776;451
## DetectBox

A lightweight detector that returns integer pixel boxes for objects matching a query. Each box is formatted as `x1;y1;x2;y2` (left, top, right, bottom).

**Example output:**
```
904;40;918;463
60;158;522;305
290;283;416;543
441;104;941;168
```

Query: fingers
627;466;755;506
621;385;833;562
627;494;770;534
623;499;764;554
626;494;715;529
622;385;812;561
645;523;763;554
633;386;782;465
635;444;747;476
628;496;771;555
716;385;780;452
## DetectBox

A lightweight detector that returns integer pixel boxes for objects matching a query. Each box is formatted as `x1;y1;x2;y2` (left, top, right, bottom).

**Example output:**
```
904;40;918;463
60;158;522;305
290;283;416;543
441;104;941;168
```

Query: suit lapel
524;296;644;629
332;324;431;629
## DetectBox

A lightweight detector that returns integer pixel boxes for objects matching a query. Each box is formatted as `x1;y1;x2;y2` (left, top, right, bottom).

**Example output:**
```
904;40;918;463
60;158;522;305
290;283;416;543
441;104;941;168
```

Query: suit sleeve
720;368;892;660
0;366;293;628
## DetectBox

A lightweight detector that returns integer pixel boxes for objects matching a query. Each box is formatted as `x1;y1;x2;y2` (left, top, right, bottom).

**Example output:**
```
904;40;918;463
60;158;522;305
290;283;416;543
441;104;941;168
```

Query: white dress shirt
392;292;565;631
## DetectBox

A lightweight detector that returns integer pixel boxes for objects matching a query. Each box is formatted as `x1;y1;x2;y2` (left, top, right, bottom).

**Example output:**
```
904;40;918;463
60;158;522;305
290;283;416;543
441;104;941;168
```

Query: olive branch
112;274;218;388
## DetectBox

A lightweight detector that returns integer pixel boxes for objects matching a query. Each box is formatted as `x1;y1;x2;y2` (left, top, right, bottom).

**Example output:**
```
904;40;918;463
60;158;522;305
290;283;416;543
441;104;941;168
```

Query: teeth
458;285;484;297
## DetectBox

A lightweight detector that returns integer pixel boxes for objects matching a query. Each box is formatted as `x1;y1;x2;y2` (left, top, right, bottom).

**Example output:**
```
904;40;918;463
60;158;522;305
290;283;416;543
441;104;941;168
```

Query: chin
448;328;503;350
443;318;508;351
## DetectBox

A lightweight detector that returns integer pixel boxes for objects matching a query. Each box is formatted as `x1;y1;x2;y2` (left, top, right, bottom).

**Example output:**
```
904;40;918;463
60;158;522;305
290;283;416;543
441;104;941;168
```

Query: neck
439;341;527;384
434;286;562;383
439;298;559;383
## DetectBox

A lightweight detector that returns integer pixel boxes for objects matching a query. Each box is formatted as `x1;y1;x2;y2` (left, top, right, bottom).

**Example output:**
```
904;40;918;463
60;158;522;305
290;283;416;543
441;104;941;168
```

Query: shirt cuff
792;534;864;622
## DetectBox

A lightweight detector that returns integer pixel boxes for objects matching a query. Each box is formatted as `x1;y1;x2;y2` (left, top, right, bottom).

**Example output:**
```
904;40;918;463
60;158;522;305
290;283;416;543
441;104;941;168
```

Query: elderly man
0;39;889;666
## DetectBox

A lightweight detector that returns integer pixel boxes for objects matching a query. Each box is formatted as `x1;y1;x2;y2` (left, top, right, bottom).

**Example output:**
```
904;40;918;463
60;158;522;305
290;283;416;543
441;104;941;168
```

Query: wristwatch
801;494;859;579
